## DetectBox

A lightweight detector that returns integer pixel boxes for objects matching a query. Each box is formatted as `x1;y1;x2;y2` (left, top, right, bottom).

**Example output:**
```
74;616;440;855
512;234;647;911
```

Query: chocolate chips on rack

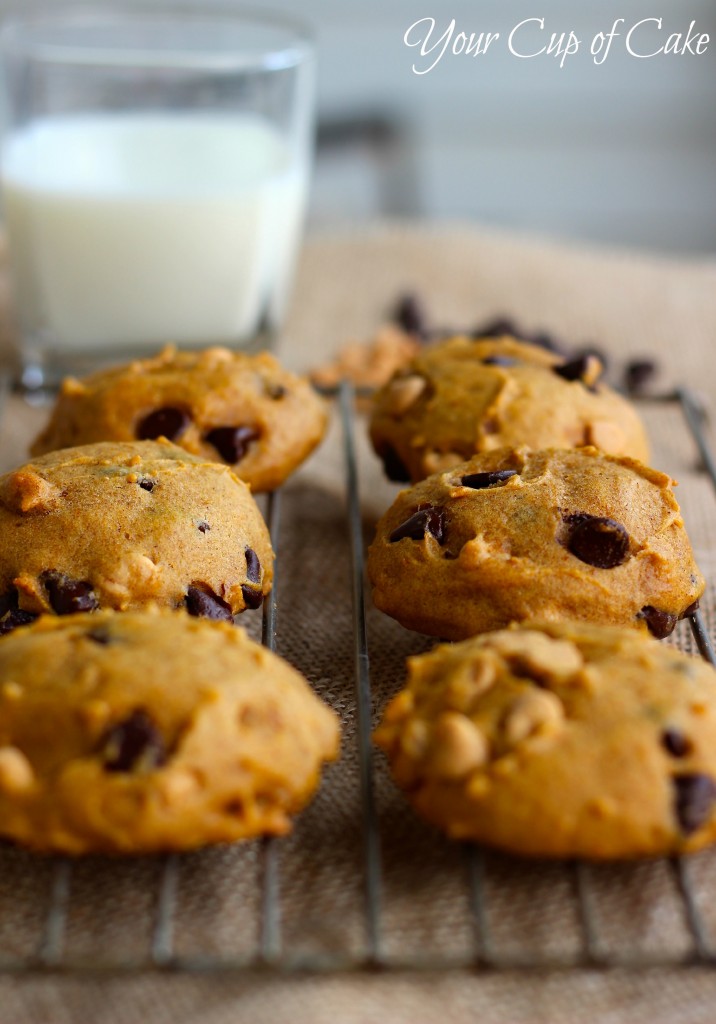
563;514;630;569
625;359;658;395
389;505;446;544
102;709;167;773
393;293;429;338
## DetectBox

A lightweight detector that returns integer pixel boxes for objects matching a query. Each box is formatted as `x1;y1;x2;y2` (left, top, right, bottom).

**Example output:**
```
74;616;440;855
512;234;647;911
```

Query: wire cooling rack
1;381;716;976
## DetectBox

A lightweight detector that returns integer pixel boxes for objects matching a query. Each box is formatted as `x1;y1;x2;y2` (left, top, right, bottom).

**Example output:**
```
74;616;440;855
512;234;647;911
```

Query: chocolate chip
394;293;428;337
266;382;287;400
662;728;692;758
102;710;166;773
625;359;657;395
471;317;517;339
138;478;156;492
638;606;678;639
241;584;264;610
528;331;565;355
205;426;260;464
137;406;190;442
378;444;411;484
389;505;446;544
681;599;700;619
673;774;716;835
86;626;112;646
0;608;38;635
483;355;519;368
245;547;261;584
185;585;233;622
41;571;99;615
564;515;629;569
460;469;518;490
553;355;600;384
197;520;210;534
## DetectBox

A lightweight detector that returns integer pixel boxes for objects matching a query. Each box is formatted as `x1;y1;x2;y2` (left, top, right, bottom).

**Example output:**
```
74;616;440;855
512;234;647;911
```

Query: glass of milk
0;6;314;387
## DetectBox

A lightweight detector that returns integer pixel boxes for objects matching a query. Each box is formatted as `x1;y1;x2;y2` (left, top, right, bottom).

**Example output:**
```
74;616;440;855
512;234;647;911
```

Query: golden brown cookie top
375;621;716;859
0;439;273;627
369;336;650;482
31;345;328;492
367;445;703;639
0;609;339;853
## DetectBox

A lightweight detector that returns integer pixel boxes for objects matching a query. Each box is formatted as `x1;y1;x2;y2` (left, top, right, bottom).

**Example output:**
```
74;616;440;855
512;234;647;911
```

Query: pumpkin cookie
0;440;272;633
0;610;339;853
367;446;703;640
31;346;328;492
375;621;716;859
369;336;649;482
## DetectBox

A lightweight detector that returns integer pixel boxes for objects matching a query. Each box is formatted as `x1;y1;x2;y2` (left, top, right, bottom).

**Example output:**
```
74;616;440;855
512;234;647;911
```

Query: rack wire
2;382;716;976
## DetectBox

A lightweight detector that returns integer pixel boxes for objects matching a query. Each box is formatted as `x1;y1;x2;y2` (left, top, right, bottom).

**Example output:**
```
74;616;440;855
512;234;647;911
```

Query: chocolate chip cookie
367;446;703;640
0;440;272;632
31;346;328;492
0;609;339;853
375;621;716;858
369;336;649;483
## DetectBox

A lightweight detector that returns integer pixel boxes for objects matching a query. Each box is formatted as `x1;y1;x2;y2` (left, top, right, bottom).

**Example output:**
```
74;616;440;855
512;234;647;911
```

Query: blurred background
1;0;714;254
306;0;716;253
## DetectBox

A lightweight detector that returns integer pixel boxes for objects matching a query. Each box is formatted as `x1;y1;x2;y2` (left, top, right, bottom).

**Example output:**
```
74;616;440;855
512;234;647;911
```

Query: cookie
375;621;716;859
369;336;650;483
0;440;272;632
31;346;328;492
367;445;703;640
310;324;421;395
0;609;339;853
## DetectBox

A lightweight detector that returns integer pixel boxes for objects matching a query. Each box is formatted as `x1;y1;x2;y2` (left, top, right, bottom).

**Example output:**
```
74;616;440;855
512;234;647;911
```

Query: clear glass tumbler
0;5;315;386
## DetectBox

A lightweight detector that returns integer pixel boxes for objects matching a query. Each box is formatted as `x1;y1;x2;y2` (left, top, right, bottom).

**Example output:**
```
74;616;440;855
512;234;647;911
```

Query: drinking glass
0;4;315;387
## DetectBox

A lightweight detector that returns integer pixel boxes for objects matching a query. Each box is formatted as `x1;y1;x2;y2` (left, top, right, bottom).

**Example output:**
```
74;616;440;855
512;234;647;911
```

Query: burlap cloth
0;223;715;1023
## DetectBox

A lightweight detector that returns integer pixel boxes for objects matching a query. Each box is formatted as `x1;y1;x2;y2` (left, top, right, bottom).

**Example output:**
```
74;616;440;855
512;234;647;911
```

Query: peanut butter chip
400;718;429;759
0;747;34;793
586;420;626;454
494;633;583;681
503;690;565;745
382;690;415;724
428;712;489;779
160;769;200;804
423;451;465;475
0;469;62;514
388;375;426;415
60;377;87;397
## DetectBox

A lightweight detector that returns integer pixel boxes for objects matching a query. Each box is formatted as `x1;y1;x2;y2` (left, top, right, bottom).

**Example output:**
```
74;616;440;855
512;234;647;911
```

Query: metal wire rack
2;381;716;976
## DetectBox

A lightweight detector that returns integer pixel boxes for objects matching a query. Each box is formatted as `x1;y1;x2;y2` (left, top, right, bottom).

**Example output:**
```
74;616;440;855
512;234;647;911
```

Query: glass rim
0;3;314;72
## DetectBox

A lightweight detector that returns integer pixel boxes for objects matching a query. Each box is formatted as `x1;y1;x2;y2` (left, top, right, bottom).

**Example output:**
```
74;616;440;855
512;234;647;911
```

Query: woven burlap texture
0;222;715;1023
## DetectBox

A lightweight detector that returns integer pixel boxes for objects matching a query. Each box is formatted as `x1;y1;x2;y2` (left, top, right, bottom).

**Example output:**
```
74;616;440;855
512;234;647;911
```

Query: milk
1;113;308;352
